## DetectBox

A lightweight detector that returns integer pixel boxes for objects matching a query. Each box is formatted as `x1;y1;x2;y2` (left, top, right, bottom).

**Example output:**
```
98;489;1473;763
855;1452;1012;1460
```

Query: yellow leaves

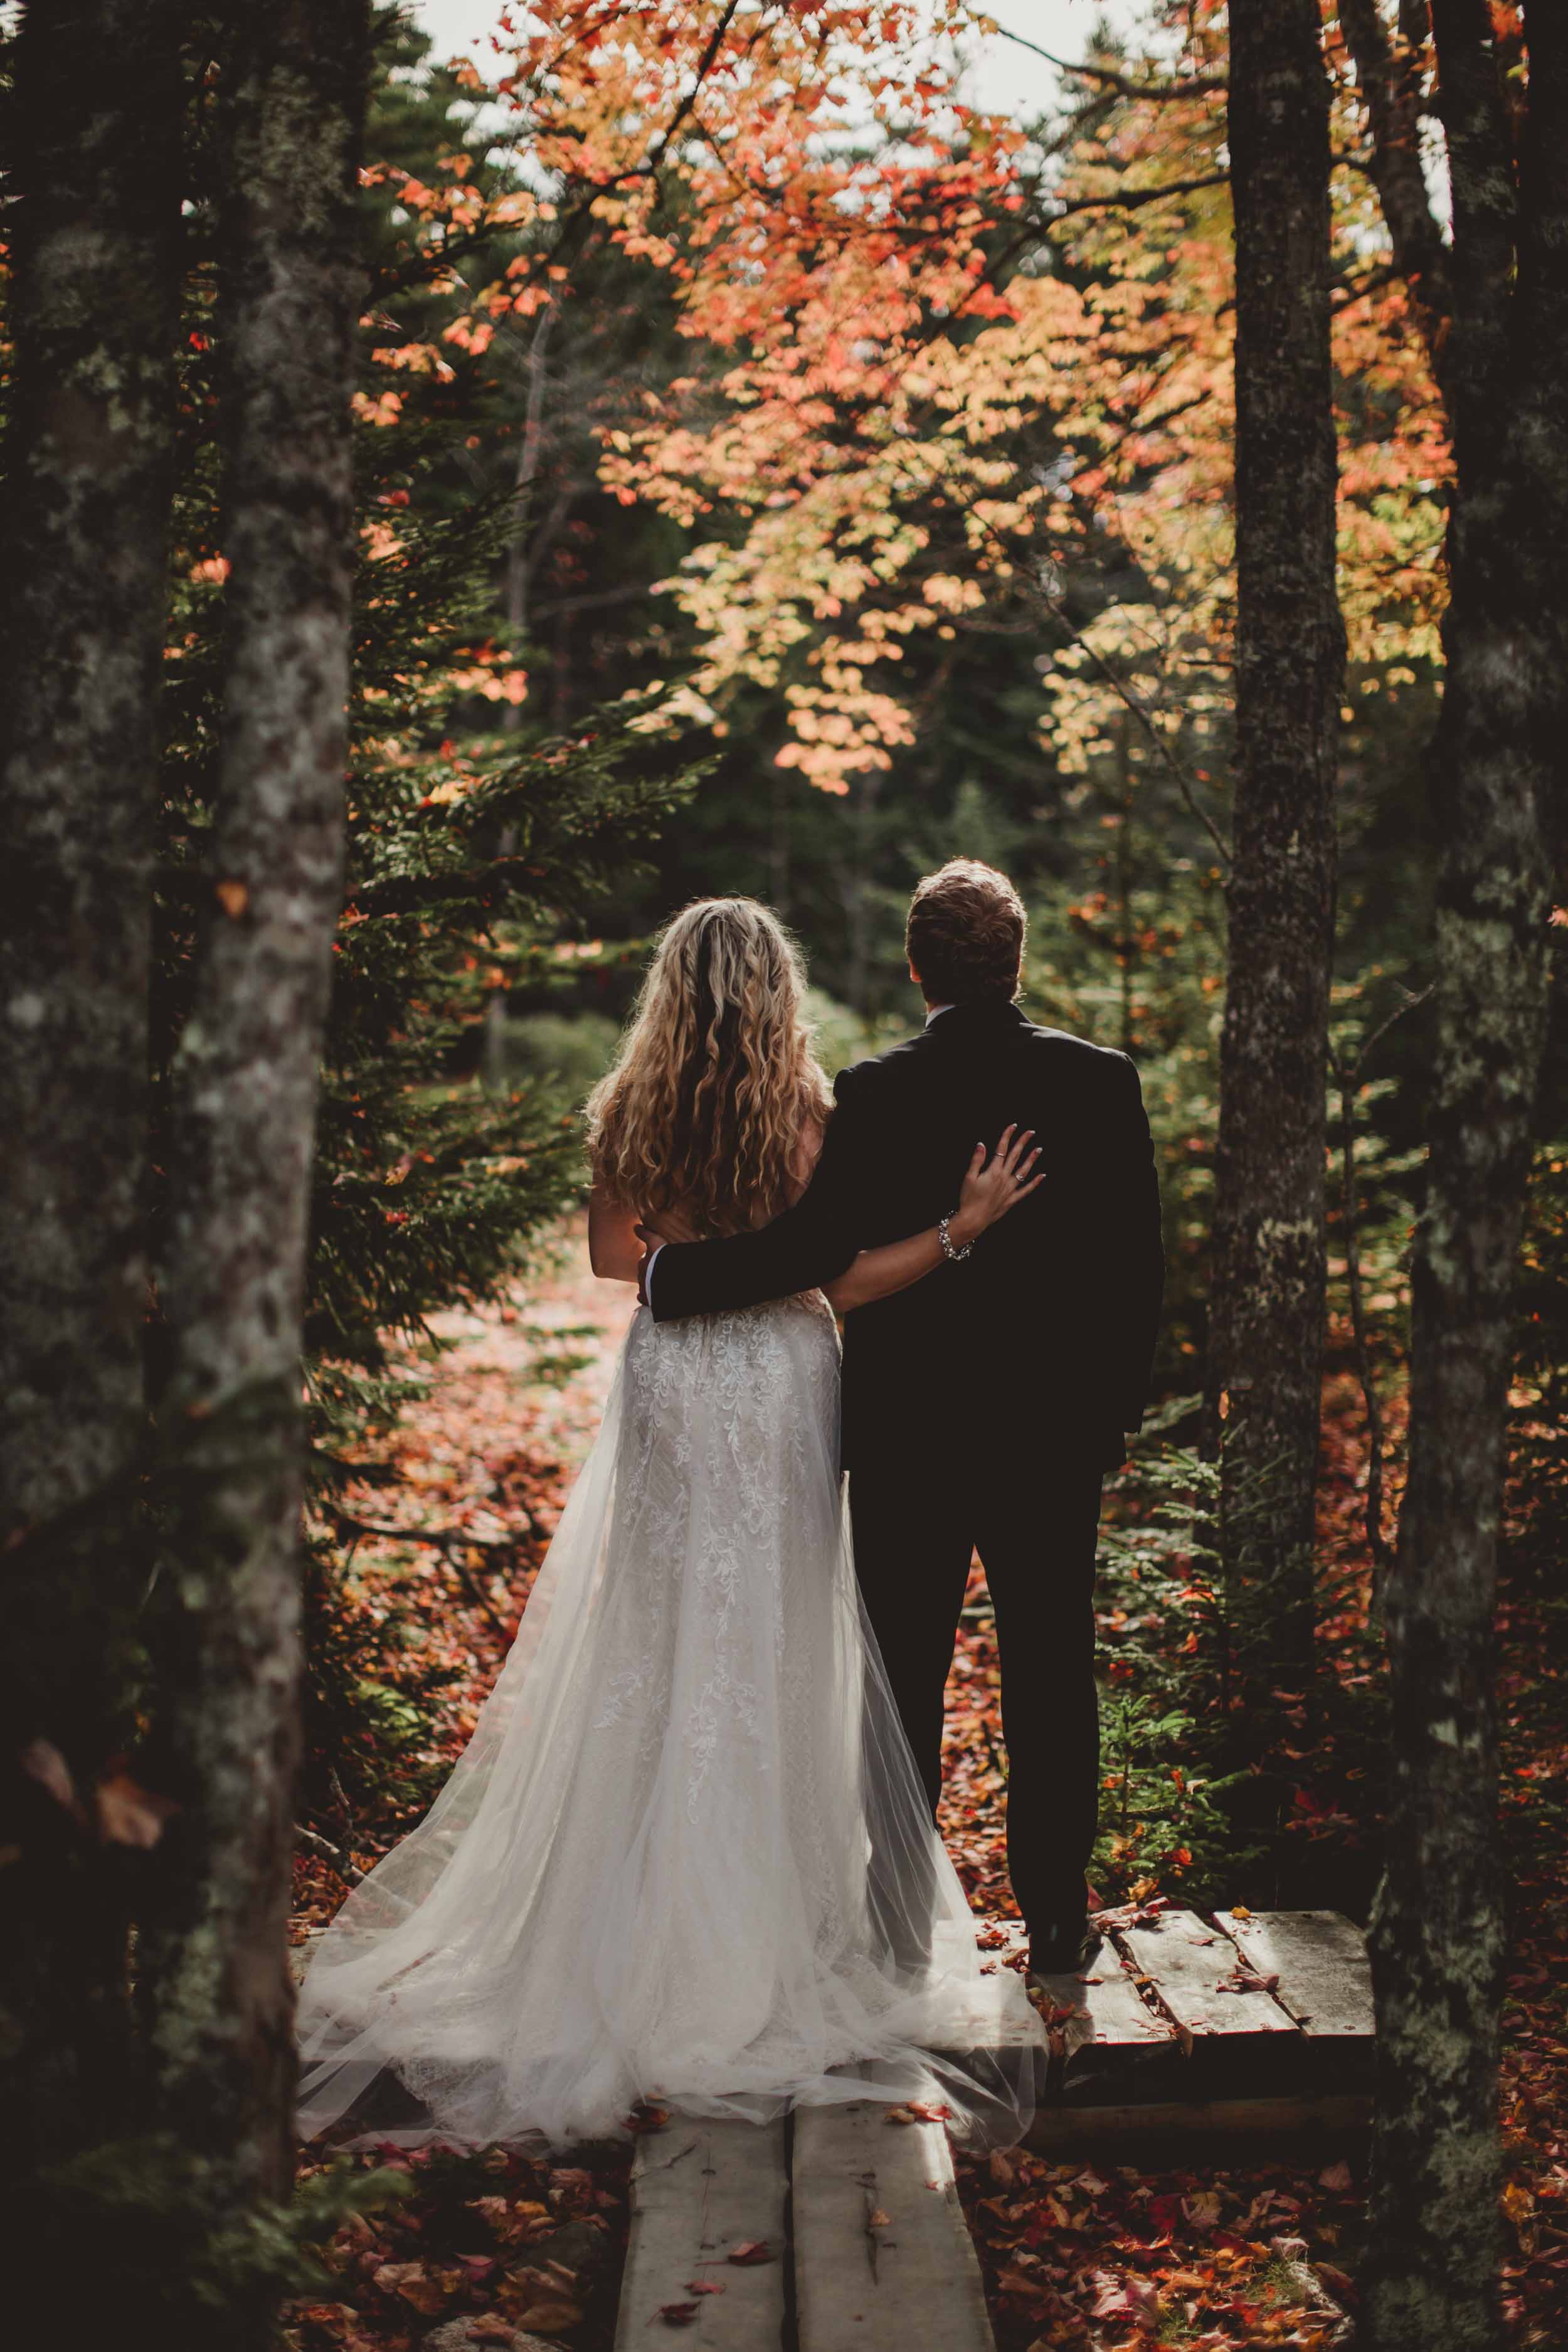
1501;2178;1535;2247
360;521;405;565
215;880;249;918
921;566;982;612
352;388;403;428
448;665;529;707
371;341;454;381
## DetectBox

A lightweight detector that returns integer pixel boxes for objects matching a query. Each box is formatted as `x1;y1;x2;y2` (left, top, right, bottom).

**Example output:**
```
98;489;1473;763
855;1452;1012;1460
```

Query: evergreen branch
350;854;571;918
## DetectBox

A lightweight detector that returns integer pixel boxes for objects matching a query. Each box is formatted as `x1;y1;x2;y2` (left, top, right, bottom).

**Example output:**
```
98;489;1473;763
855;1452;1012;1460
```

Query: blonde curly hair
586;898;832;1237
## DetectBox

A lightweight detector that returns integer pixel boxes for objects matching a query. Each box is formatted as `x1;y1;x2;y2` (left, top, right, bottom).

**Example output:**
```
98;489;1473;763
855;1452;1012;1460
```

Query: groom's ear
908;959;922;987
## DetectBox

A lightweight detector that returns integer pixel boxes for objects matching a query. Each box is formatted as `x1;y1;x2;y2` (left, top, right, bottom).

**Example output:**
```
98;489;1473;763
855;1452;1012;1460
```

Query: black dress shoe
1026;1917;1101;1978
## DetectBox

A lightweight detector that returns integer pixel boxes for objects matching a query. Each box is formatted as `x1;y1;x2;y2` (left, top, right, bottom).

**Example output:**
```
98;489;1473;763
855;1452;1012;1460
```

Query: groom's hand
634;1207;698;1307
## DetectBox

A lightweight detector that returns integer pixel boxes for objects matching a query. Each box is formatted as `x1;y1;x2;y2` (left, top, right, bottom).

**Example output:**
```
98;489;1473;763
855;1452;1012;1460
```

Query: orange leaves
19;1740;177;1850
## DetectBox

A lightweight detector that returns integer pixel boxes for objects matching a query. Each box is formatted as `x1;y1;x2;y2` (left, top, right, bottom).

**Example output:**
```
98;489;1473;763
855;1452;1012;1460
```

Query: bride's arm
822;1126;1044;1312
588;1185;645;1283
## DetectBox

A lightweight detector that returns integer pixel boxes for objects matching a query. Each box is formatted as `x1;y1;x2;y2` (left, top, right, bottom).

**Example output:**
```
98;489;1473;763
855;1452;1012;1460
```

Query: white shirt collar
923;1002;955;1027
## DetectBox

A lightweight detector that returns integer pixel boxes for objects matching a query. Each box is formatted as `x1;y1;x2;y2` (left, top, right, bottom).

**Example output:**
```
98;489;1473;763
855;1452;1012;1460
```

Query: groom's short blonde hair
906;859;1025;1005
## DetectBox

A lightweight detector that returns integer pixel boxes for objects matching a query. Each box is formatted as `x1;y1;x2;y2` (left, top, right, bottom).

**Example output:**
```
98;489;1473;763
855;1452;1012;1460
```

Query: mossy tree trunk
0;0;185;2165
1209;0;1345;1686
139;0;371;2291
1365;13;1568;2348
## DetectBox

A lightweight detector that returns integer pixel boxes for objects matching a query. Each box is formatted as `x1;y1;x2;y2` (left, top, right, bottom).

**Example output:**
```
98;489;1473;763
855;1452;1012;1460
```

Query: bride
296;896;1045;2148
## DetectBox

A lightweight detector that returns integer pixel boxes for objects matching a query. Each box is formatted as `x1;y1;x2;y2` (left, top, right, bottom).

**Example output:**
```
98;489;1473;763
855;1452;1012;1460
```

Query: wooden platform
1011;1905;1375;2144
611;1910;1371;2351
615;2100;994;2352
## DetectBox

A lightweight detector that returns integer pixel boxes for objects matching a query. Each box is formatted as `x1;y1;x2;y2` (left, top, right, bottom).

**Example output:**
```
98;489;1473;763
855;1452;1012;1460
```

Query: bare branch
990;21;1226;99
1037;171;1229;228
295;1824;364;1886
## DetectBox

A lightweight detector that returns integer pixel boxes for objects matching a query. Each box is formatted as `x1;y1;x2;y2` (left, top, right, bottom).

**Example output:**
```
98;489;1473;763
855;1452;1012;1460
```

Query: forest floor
284;1222;1568;2352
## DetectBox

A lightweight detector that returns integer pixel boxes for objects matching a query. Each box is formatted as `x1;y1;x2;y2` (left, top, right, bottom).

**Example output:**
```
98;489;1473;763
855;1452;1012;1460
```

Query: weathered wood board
1117;1907;1303;2041
793;2099;994;2352
1213;1908;1376;2040
975;1907;1372;2129
614;2116;788;2351
1032;1934;1184;2102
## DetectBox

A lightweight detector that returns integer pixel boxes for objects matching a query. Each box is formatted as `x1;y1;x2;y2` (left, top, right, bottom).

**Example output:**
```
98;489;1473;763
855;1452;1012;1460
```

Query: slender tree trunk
502;303;556;733
1366;13;1568;2346
1209;0;1344;1683
0;0;185;2164
141;0;369;2292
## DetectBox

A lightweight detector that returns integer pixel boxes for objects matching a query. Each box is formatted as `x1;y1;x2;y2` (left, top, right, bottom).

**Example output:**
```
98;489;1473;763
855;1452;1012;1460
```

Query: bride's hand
948;1125;1044;1249
635;1204;701;1249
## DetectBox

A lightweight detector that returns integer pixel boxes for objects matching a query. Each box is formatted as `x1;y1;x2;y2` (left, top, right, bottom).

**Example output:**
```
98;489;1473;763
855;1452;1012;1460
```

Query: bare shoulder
788;1113;826;1200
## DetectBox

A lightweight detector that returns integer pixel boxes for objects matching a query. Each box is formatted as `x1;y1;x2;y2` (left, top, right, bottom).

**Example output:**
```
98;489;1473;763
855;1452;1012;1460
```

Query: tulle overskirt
295;1293;1041;2147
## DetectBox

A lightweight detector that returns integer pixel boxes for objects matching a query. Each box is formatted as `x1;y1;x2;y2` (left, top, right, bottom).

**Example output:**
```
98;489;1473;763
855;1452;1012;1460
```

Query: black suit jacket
647;1000;1164;1473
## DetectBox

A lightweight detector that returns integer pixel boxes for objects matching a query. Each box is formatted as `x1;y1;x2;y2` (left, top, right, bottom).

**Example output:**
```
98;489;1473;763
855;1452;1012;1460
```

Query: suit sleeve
1102;1054;1165;1431
647;1066;872;1323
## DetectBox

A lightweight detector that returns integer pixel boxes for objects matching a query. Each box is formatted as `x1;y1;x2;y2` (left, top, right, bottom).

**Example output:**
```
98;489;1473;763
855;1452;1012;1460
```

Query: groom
641;859;1163;1974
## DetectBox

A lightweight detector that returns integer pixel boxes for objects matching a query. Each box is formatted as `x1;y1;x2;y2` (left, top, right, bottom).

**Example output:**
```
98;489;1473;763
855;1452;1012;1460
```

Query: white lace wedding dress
296;1290;1039;2148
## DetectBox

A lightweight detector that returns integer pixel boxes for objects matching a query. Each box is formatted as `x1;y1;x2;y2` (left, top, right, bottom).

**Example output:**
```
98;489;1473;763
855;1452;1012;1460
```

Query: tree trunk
142;0;369;2286
1209;0;1344;1685
1366;12;1568;2346
0;0;184;2163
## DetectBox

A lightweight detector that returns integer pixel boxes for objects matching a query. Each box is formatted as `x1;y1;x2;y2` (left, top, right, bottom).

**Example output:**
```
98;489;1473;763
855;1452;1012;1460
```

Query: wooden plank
934;1924;1052;2054
1036;1952;1173;2060
614;2115;788;2351
1027;2090;1371;2154
793;2099;994;2352
1213;1909;1375;2039
1116;1907;1301;2040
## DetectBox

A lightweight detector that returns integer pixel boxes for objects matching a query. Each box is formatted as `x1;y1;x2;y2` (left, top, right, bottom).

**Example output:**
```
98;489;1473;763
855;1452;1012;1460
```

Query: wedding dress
296;1290;1040;2148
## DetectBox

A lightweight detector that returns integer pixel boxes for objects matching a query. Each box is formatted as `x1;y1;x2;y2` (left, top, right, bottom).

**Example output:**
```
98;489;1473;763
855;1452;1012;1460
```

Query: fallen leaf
683;2279;724;2295
1318;2158;1354;2192
371;2260;445;2315
21;1739;78;1813
94;1770;176;1848
867;2206;892;2229
656;2302;700;2327
516;2298;583;2333
727;2240;775;2265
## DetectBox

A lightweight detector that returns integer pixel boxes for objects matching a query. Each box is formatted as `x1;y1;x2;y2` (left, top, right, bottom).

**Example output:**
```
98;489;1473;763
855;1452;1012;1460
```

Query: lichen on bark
1364;9;1568;2347
134;5;373;2326
0;0;184;2171
1209;0;1345;1687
